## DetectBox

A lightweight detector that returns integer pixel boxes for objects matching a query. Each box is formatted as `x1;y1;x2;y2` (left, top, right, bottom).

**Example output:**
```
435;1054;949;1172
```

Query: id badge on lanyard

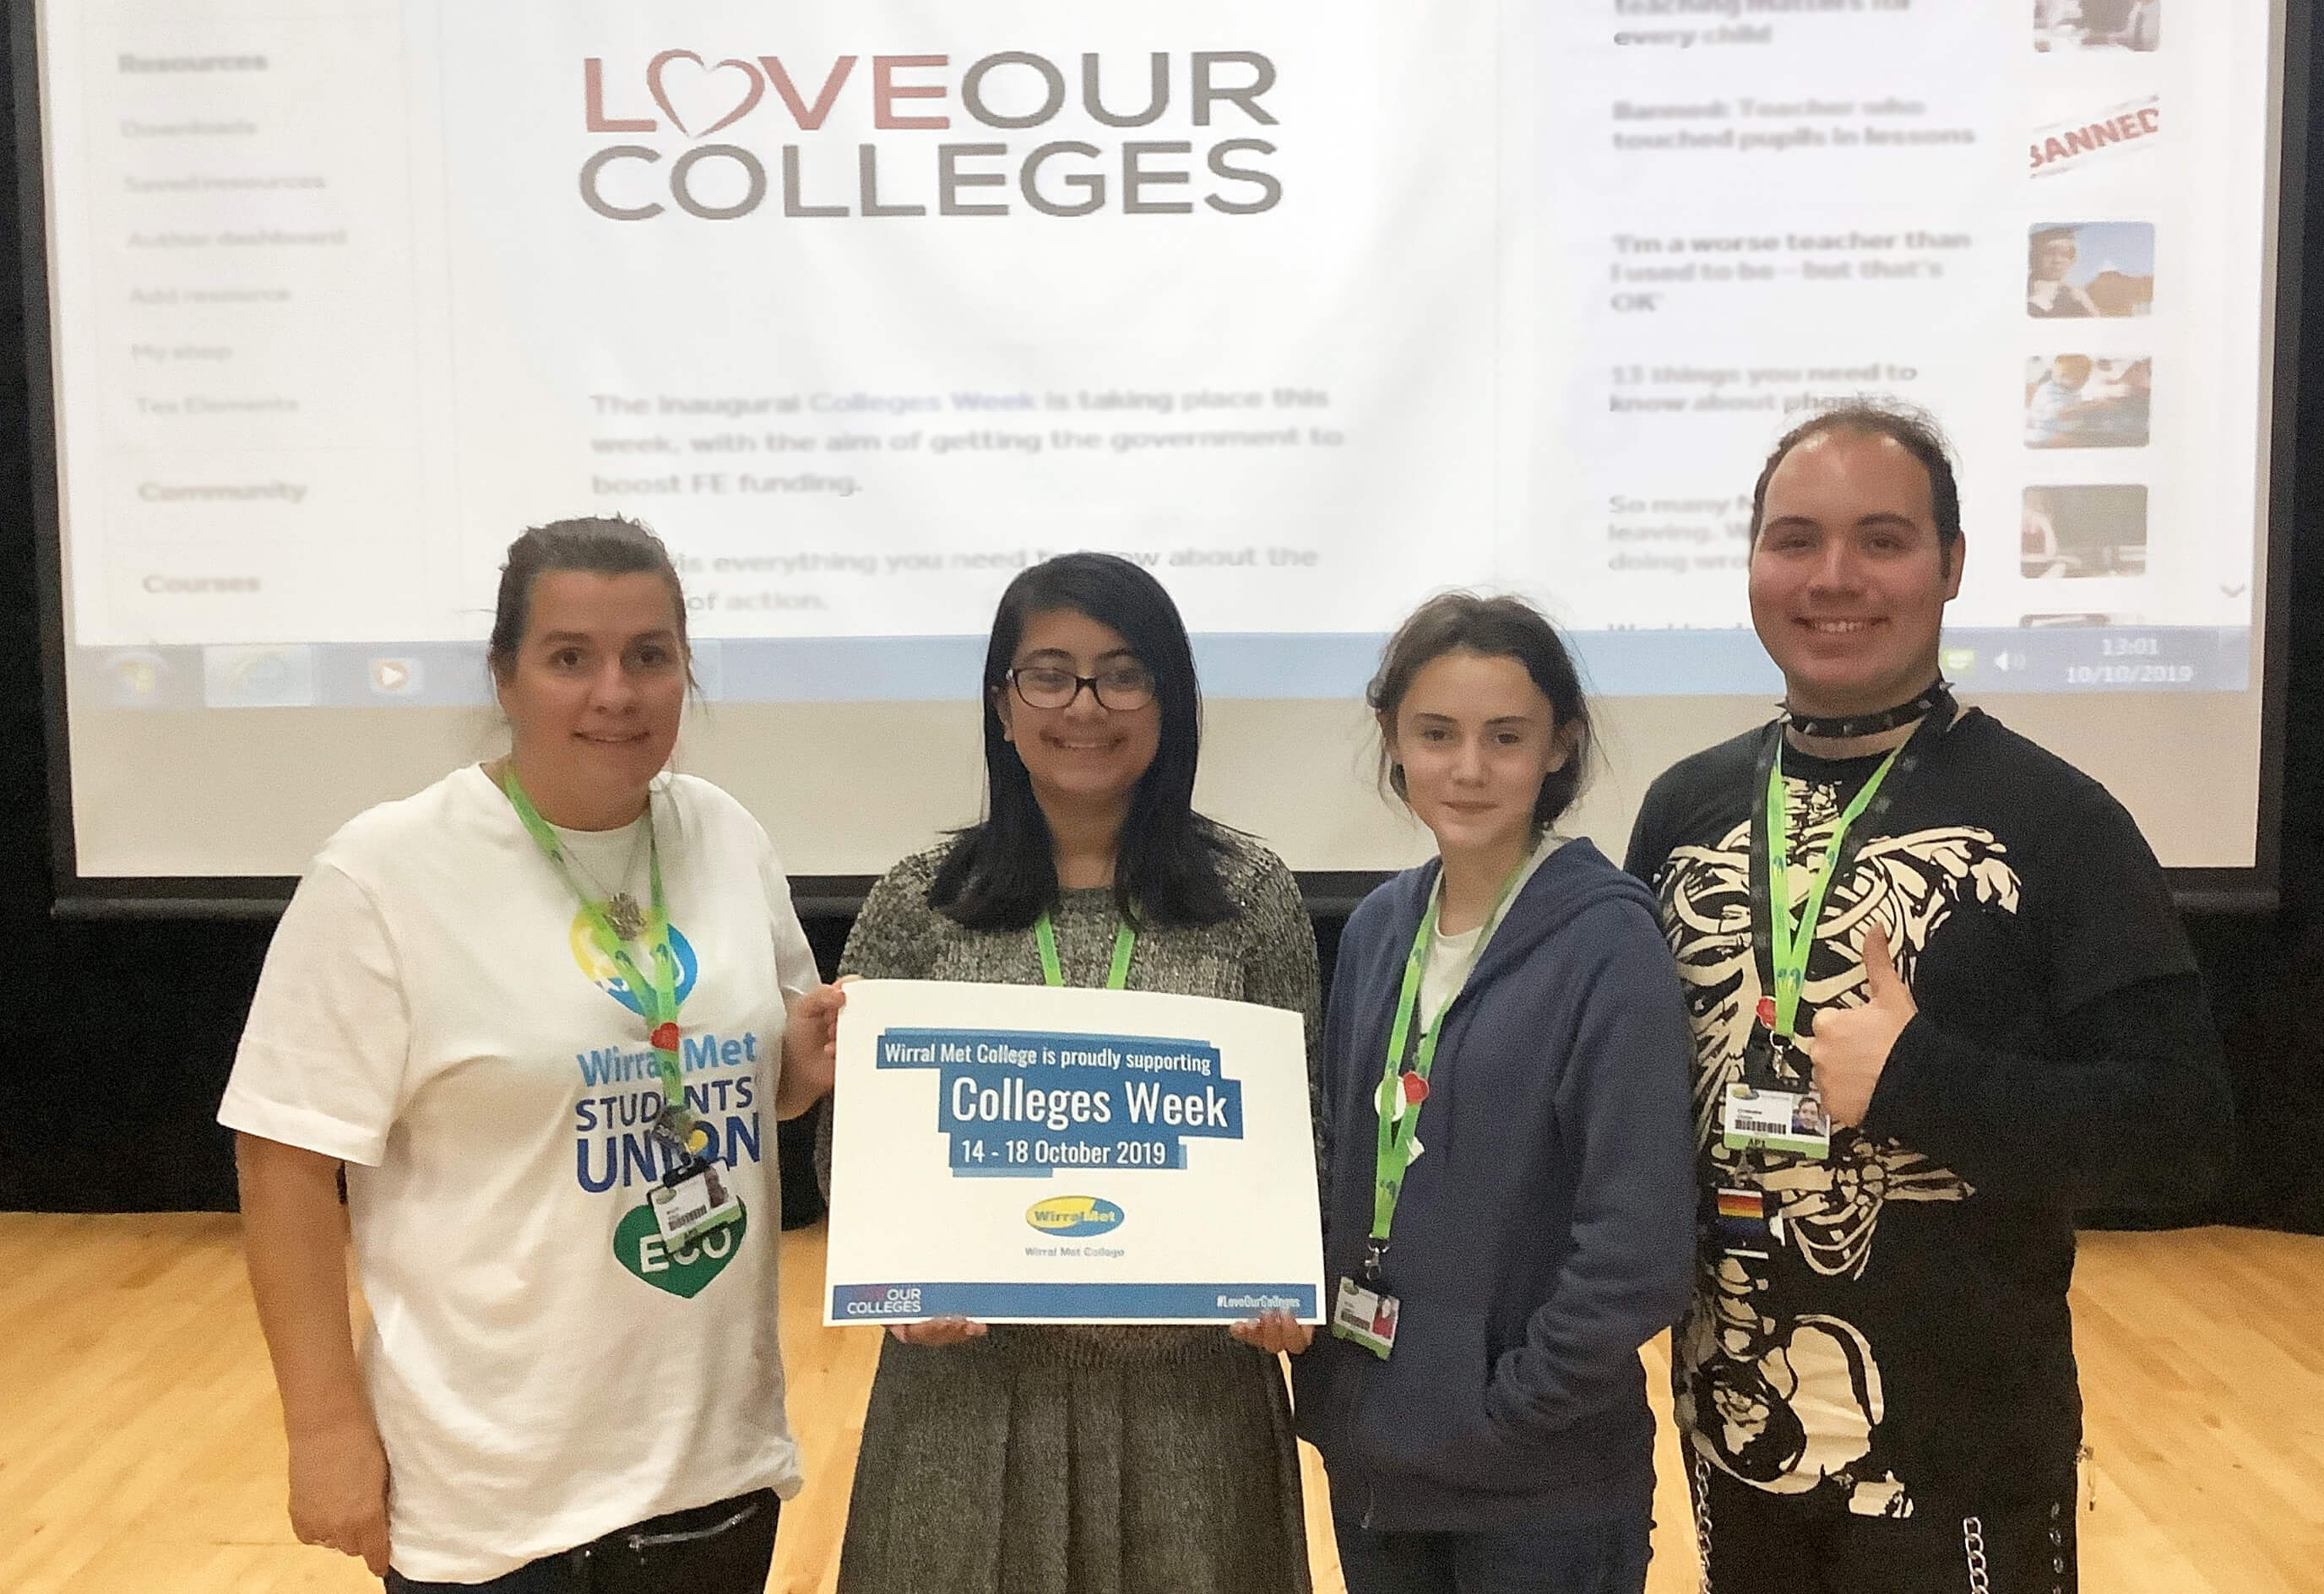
1331;1277;1400;1357
1336;858;1526;1359
1722;1055;1833;1158
1736;702;1951;1162
500;766;744;1245
650;1159;744;1246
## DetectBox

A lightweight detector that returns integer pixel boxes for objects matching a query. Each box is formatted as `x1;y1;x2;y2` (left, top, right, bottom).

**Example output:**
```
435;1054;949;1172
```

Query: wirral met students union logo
567;910;701;1015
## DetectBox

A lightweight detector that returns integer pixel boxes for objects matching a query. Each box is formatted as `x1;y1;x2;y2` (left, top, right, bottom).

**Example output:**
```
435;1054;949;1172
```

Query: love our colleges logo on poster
574;49;1286;221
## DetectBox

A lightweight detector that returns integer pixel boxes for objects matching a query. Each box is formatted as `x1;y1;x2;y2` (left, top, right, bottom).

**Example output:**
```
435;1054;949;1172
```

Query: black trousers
383;1488;779;1594
1333;1505;1653;1594
1689;1458;2076;1594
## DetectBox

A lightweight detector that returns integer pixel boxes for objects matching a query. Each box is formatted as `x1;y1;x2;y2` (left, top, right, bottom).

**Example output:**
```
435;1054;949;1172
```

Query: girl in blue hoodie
1294;593;1697;1594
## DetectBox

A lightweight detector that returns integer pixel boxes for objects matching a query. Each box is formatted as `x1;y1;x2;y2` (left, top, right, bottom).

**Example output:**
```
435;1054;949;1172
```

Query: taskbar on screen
74;626;2251;711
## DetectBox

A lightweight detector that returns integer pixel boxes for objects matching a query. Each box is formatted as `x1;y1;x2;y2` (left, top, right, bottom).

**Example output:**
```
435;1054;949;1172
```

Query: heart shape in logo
613;1199;748;1299
648;50;765;138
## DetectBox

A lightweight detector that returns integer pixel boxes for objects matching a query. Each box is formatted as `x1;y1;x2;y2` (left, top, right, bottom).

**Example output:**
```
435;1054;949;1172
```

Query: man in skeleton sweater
1625;404;2231;1594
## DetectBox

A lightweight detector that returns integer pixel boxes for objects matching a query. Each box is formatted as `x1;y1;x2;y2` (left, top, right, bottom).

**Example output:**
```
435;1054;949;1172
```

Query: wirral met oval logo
1025;1196;1125;1237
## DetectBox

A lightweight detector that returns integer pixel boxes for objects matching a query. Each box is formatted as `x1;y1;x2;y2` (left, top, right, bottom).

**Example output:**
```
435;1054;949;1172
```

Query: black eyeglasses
1006;663;1157;711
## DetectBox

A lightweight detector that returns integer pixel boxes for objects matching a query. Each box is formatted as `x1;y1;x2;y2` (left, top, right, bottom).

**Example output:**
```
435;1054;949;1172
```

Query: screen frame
16;0;2306;921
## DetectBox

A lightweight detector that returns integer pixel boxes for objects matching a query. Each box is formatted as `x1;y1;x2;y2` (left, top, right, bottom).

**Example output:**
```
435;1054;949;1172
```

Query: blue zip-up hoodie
1292;838;1696;1532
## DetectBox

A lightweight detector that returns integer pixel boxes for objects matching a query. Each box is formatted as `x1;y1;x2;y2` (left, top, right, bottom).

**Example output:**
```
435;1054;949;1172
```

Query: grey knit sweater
820;828;1322;1594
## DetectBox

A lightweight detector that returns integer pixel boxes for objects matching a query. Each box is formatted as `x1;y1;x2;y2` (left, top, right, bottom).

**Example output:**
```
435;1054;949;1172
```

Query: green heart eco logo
613;1200;747;1299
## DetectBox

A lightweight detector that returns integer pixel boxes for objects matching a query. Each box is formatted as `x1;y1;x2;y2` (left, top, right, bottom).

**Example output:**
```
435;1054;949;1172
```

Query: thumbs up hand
1794;923;1917;1129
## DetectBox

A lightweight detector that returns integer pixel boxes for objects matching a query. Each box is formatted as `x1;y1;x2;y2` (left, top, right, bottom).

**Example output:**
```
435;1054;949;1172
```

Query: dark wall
4;30;2321;1227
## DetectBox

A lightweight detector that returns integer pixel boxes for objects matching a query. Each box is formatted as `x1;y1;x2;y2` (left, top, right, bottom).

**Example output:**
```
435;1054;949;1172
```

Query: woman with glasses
818;551;1322;1594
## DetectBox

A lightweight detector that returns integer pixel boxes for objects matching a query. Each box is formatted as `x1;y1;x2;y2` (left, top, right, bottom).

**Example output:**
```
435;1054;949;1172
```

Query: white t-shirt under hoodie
220;767;817;1582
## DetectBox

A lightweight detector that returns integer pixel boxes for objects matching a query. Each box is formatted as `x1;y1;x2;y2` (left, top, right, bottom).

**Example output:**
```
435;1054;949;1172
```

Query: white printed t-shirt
220;767;817;1582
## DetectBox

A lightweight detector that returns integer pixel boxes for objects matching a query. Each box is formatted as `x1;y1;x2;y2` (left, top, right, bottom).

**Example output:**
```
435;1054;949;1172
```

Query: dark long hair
929;553;1235;930
1366;591;1596;828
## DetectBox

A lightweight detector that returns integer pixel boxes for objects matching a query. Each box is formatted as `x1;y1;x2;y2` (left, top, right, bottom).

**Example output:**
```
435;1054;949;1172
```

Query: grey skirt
836;1325;1313;1594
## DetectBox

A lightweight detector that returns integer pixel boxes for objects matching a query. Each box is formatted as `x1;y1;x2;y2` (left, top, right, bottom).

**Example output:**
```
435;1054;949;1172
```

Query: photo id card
651;1160;745;1247
1331;1276;1400;1359
1721;1082;1832;1160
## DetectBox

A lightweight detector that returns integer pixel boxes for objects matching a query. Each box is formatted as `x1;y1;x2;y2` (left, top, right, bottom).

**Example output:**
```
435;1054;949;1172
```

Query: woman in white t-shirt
221;517;839;1591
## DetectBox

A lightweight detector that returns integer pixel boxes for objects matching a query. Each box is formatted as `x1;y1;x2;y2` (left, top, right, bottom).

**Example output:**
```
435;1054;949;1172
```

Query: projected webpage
36;0;2283;881
46;0;2270;715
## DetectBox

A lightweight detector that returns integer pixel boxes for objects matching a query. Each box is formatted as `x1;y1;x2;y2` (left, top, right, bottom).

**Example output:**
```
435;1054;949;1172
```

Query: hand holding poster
823;979;1323;1326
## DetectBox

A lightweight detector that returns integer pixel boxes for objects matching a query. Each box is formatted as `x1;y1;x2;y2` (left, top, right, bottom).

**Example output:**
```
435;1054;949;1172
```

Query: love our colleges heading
578;50;1285;221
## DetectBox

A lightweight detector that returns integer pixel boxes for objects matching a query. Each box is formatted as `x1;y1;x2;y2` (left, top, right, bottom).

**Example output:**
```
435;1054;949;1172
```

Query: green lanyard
499;767;706;1155
1034;912;1136;990
1366;859;1527;1280
1763;742;1904;1038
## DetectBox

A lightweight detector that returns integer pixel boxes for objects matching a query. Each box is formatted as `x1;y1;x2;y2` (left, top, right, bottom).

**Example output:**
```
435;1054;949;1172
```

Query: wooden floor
2;1217;2318;1593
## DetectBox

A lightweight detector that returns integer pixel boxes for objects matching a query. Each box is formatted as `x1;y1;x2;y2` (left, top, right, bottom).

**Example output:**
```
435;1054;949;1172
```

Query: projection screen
24;0;2300;911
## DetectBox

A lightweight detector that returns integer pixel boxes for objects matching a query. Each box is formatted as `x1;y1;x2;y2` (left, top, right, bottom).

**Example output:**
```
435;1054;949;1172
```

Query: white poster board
823;979;1324;1325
